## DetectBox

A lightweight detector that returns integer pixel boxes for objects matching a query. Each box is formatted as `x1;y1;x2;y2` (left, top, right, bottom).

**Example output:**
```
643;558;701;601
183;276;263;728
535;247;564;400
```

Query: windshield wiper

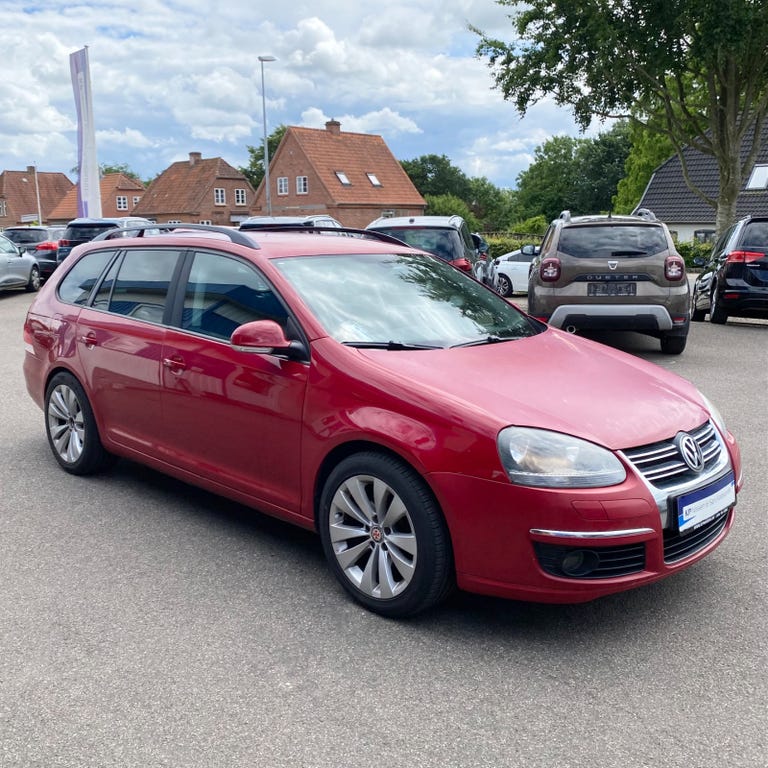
451;334;513;348
342;340;442;350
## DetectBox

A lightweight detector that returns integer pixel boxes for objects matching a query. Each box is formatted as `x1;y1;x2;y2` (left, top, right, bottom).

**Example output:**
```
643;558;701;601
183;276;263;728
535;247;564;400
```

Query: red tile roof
48;173;145;222
0;167;74;225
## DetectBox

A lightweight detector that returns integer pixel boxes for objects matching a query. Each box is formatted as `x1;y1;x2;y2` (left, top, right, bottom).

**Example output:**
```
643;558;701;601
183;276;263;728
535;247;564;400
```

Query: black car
691;215;768;324
2;225;65;278
57;217;154;264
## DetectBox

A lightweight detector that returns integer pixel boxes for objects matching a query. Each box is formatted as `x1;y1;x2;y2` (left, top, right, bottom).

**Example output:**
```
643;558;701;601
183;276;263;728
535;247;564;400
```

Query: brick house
133;153;256;225
48;173;147;224
0;166;73;228
254;120;426;228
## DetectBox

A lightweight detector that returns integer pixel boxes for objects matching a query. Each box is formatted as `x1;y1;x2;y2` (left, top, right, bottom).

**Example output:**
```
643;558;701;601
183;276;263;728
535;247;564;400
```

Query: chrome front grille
622;421;723;491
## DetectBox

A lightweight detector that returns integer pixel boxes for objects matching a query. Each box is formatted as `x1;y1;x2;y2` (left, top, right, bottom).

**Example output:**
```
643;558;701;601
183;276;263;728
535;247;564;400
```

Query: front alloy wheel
319;453;453;617
26;265;41;292
497;274;513;297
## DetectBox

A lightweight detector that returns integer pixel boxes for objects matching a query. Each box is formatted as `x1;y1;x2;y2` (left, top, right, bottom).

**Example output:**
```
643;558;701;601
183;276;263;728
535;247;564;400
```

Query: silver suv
366;215;480;277
527;210;690;354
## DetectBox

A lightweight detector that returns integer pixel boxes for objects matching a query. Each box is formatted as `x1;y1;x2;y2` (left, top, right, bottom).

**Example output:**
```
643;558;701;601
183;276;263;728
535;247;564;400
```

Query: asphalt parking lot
1;288;766;768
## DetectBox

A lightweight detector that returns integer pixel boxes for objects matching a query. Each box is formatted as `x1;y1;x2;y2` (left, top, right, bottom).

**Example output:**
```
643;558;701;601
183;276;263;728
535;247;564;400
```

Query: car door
0;236;27;288
75;247;182;455
160;248;308;516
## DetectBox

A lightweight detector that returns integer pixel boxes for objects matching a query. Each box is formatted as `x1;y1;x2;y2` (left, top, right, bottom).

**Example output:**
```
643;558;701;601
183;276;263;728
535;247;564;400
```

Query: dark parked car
2;226;65;278
691;215;768;324
240;215;343;231
57;217;155;263
23;224;742;617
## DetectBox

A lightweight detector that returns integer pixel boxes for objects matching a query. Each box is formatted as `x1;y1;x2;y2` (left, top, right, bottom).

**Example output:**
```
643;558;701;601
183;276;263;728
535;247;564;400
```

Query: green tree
401;154;472;200
467;176;518;231
475;0;768;233
613;122;676;214
424;194;481;231
240;125;287;189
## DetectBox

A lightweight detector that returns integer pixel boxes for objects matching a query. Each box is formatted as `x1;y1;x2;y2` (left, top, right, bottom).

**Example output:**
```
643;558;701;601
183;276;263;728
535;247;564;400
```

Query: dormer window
746;164;768;190
366;173;382;187
335;171;351;185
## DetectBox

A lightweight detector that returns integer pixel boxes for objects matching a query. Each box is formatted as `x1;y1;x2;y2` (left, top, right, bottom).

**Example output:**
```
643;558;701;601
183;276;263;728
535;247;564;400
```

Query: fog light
560;549;600;577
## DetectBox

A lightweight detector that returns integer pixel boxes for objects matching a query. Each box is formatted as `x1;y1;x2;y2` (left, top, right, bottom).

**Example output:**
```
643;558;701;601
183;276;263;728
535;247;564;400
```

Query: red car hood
351;328;707;451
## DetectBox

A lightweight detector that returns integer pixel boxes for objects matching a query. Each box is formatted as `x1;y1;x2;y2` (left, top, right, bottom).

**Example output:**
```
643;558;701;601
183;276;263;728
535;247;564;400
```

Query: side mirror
521;244;536;256
230;319;306;360
692;256;707;267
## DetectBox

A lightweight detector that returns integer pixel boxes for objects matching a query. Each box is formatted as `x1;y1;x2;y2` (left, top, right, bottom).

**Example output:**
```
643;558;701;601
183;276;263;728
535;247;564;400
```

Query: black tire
25;265;41;292
660;333;687;354
44;372;114;475
497;274;513;297
318;452;454;617
709;286;728;324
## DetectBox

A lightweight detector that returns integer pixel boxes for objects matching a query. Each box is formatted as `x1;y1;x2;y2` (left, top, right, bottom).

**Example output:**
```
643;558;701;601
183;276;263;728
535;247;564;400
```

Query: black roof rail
237;223;410;246
93;223;258;248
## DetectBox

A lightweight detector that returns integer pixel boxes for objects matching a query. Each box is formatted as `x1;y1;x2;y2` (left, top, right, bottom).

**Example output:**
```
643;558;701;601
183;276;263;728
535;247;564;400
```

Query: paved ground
0;288;766;768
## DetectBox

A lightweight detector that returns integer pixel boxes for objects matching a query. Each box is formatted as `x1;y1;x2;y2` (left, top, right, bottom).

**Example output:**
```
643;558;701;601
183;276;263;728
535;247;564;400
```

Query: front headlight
497;427;626;488
699;392;728;436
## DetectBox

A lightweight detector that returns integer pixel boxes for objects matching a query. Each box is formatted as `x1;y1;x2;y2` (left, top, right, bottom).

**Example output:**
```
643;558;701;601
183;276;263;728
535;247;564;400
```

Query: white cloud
0;0;584;189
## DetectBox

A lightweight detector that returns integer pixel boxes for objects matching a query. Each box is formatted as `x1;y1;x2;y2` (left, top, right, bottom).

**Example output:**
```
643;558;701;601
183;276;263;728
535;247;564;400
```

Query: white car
492;244;538;296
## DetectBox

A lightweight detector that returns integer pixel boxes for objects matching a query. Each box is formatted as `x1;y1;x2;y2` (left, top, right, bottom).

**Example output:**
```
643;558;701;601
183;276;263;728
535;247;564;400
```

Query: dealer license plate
587;282;637;296
675;472;735;535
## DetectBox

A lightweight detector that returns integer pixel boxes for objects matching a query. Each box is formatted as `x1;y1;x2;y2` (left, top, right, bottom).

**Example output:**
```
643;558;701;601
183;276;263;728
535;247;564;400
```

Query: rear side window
180;250;289;340
558;225;668;258
64;224;118;242
369;227;460;261
58;250;117;305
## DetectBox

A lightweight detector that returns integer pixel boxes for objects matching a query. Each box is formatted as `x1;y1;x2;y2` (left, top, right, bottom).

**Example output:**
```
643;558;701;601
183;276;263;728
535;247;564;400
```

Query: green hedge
675;240;712;270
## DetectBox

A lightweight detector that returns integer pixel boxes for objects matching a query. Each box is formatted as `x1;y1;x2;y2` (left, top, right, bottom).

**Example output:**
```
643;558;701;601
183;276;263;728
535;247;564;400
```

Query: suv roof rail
93;223;259;249
239;223;411;246
632;207;657;221
558;210;571;221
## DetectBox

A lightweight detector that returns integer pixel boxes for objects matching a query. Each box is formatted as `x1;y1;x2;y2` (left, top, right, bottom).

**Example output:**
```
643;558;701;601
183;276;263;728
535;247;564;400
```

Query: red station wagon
23;225;743;616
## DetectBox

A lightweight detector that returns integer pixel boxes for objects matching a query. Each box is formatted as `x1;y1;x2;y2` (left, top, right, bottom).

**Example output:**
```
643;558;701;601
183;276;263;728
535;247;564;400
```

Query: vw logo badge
676;433;704;472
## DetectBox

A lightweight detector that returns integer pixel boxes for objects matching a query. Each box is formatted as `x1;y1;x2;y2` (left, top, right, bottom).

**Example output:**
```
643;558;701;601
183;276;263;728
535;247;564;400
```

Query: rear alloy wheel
690;292;706;322
319;452;453;617
709;287;728;324
25;265;41;292
497;274;513;297
45;372;114;475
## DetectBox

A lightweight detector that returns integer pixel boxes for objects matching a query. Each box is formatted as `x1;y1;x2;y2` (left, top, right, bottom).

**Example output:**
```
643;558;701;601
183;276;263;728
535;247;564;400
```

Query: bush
485;234;540;259
675;240;711;270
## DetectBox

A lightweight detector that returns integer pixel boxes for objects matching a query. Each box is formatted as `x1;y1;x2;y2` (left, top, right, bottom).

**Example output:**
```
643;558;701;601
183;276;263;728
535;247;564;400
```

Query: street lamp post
258;55;276;216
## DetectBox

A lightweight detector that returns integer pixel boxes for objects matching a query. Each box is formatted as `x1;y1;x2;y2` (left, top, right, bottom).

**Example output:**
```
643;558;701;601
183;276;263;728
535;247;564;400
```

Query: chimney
27;165;36;174
189;152;202;165
325;120;341;136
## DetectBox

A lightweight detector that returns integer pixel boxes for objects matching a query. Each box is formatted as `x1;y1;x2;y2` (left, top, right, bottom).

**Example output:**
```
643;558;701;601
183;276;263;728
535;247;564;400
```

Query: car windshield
559;224;668;258
275;252;540;347
368;227;462;262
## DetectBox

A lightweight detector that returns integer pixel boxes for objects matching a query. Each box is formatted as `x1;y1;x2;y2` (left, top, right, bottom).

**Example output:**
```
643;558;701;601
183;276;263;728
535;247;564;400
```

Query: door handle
79;333;97;349
163;357;187;375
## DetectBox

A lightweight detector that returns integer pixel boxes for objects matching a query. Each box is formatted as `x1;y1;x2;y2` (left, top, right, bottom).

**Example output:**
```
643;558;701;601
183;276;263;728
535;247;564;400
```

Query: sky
1;0;600;190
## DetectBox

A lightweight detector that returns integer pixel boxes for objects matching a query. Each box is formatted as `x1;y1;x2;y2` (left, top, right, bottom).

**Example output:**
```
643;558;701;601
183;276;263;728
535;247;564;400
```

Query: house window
335;171;351;185
380;210;395;218
116;195;128;210
167;219;182;224
214;188;226;205
367;173;382;187
0;200;6;217
277;177;289;195
235;189;247;206
296;176;309;195
746;164;768;189
199;220;212;225
133;196;141;207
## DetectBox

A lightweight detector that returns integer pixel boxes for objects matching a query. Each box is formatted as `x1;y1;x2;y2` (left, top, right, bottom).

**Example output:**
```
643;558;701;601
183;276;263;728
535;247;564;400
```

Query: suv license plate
587;282;637;296
675;472;735;535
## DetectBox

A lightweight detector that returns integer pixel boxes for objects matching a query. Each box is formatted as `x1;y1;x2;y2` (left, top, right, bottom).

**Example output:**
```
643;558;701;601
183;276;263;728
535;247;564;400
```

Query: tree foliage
239;125;288;189
476;0;768;232
424;194;481;231
400;154;472;200
514;123;631;221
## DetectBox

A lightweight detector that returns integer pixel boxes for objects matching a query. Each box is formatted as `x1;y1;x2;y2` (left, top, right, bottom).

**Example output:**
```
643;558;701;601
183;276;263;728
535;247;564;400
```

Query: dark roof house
48;173;146;224
0;167;74;228
133;153;256;225
636;123;768;241
254;120;426;229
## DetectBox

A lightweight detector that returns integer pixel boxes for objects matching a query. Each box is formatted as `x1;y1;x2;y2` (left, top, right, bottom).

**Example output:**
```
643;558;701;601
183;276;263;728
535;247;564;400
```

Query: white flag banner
70;47;102;218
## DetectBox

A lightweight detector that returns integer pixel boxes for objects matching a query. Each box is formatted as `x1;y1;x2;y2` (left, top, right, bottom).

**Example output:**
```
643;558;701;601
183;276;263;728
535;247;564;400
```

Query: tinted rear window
4;230;46;245
64;224;119;241
558;224;668;258
740;221;768;250
367;227;462;261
